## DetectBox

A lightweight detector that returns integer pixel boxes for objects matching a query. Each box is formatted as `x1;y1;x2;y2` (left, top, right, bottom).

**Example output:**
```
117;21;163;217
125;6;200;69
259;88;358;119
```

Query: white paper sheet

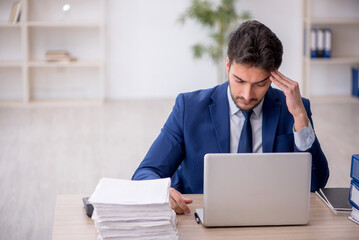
89;178;170;205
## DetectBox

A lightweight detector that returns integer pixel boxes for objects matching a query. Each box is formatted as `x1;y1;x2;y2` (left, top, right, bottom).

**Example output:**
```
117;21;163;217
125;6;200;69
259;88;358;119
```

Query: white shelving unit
0;0;105;105
302;0;359;97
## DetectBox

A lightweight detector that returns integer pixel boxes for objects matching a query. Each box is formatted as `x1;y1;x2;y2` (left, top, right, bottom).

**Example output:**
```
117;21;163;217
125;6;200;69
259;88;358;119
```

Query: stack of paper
89;178;178;240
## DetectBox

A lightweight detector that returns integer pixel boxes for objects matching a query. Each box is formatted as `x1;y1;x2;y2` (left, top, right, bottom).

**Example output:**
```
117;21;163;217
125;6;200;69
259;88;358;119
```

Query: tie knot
242;110;253;120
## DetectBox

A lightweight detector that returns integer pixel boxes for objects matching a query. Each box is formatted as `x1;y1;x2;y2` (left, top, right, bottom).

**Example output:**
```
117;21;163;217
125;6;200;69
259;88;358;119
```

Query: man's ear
226;58;230;74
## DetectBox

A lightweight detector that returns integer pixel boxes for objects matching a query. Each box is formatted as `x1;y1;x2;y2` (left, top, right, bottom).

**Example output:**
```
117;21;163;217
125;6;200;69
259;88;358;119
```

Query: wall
105;0;303;99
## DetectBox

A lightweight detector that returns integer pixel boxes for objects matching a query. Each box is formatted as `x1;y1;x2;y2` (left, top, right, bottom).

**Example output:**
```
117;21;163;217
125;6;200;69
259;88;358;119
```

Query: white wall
105;0;303;99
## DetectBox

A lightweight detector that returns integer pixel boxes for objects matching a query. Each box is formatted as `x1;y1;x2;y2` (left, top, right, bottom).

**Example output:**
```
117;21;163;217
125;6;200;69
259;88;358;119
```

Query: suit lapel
209;82;230;153
262;87;281;152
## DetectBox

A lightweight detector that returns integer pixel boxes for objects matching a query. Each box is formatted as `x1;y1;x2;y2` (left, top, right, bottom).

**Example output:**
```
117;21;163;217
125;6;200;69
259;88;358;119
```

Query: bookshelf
0;0;105;105
302;0;359;97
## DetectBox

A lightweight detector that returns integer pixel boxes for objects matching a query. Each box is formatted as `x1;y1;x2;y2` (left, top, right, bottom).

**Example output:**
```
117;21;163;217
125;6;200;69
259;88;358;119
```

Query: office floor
0;97;358;240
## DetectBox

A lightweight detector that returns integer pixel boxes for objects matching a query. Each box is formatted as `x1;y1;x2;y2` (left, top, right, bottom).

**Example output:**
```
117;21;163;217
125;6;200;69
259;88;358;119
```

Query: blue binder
351;154;359;182
352;67;359;98
323;29;332;58
349;179;359;210
310;29;318;58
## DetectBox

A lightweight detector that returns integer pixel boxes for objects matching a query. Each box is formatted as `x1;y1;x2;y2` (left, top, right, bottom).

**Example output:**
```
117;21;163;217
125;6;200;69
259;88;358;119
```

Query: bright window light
62;4;71;12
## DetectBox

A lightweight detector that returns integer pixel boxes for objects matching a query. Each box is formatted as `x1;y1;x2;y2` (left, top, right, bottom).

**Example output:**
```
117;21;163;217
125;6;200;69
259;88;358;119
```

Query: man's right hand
169;187;193;214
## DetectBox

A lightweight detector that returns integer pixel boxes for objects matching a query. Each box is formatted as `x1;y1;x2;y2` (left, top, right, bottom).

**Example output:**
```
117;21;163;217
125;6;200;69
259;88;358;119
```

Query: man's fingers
270;75;288;90
169;188;192;214
272;70;290;82
175;196;191;214
170;196;185;214
271;71;291;87
276;71;296;85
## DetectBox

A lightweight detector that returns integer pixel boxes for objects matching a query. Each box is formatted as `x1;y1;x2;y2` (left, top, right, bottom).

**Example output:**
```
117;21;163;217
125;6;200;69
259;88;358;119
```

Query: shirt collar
227;86;264;118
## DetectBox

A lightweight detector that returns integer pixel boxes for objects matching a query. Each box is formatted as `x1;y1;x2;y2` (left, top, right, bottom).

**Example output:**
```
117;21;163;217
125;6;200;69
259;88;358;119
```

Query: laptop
196;152;312;227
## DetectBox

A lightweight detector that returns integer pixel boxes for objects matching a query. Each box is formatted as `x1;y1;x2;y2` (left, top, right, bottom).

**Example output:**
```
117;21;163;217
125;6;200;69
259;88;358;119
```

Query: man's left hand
270;70;309;131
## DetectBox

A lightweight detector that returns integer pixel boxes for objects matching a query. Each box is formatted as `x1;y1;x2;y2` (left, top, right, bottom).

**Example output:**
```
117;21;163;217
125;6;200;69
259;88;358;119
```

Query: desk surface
52;193;359;240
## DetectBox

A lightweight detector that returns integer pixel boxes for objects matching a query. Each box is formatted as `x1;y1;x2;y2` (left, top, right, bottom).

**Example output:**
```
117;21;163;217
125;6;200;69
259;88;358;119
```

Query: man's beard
228;82;264;112
231;95;262;111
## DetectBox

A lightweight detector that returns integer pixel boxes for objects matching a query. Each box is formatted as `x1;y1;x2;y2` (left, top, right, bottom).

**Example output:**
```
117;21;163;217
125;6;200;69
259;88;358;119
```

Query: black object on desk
83;197;94;218
316;188;352;215
194;212;200;224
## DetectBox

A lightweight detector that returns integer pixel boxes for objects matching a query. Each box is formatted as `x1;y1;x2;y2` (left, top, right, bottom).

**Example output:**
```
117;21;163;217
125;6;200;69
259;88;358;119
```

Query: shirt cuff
293;121;315;151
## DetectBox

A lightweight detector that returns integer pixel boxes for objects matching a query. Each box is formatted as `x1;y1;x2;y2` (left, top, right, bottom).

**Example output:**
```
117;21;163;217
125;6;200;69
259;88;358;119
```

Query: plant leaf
192;44;206;59
181;0;252;64
185;0;216;27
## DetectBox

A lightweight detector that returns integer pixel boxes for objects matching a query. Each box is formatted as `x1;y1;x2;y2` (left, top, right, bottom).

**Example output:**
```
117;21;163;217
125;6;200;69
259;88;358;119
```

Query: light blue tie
237;110;253;153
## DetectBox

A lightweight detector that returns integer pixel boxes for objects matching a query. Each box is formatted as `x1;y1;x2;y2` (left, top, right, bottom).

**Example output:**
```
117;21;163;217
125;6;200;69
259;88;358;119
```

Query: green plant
179;0;251;83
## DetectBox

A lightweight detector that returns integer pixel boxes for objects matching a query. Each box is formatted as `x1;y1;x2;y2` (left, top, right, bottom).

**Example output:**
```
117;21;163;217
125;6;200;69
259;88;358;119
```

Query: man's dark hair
227;20;283;71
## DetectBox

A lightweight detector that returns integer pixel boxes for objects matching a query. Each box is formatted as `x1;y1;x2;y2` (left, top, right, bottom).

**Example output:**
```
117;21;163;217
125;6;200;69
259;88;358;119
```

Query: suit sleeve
294;98;330;192
132;94;186;180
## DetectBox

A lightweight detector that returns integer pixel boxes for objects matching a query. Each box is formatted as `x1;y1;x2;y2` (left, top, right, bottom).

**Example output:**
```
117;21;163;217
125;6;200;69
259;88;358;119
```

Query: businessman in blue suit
132;20;329;214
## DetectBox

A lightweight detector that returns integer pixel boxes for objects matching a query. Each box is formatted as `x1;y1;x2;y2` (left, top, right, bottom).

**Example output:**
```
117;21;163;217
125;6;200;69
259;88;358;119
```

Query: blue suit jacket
132;82;329;193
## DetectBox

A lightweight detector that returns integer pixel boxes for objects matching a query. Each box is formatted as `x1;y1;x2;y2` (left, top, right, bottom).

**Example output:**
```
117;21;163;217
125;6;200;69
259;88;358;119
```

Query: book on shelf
8;1;22;24
315;188;352;215
45;50;77;62
348;154;359;225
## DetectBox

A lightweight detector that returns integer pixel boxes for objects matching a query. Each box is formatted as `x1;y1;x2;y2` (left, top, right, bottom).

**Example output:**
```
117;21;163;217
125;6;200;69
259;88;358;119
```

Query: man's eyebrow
233;74;270;84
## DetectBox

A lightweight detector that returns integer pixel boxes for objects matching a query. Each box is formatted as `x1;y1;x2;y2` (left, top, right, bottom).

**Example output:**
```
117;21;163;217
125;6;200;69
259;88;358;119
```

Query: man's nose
242;84;254;100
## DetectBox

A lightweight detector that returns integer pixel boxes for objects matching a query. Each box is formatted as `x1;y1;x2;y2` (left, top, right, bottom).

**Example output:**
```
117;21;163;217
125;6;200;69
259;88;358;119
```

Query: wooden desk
52;193;359;240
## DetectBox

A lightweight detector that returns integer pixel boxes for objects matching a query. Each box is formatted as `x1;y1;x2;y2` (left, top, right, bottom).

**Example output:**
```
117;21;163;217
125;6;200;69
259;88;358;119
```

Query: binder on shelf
352;67;359;98
310;29;317;58
310;28;333;59
323;29;332;58
316;29;324;58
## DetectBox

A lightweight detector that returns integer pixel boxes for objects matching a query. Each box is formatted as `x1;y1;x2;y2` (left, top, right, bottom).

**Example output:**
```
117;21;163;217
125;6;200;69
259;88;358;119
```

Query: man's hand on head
270;70;309;132
169;187;193;214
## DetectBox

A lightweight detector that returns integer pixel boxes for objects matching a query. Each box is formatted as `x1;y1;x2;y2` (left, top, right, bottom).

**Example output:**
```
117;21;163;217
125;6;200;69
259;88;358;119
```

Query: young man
132;20;329;214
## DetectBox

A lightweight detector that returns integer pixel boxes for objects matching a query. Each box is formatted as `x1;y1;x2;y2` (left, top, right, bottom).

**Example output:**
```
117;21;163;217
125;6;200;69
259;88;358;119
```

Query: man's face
227;59;272;111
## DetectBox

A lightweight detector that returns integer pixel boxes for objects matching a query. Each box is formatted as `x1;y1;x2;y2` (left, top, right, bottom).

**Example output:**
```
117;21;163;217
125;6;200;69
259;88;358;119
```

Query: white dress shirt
227;86;315;153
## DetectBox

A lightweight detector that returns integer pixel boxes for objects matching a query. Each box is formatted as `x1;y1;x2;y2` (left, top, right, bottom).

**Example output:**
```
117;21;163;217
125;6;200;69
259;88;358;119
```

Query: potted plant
179;0;251;84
